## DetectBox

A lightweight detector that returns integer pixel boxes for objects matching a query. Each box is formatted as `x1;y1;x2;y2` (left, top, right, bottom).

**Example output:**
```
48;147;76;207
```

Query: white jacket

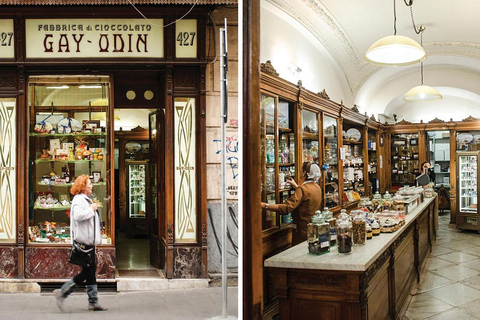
70;194;101;245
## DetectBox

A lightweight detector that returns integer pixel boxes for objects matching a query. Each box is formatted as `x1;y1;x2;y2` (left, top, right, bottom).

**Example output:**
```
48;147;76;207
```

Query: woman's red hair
70;174;90;195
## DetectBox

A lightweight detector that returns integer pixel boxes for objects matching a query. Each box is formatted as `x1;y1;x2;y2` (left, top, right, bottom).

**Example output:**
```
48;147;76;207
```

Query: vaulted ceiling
261;0;480;123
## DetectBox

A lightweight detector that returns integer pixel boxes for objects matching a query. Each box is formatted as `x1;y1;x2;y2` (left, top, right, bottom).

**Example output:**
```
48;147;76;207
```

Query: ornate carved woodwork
260;60;279;76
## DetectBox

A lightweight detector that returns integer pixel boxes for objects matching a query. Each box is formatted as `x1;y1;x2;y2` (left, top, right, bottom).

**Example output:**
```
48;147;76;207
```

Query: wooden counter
265;196;438;320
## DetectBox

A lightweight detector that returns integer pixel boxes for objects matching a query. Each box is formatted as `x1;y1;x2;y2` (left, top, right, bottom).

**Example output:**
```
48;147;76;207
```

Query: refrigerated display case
457;152;480;231
126;160;148;236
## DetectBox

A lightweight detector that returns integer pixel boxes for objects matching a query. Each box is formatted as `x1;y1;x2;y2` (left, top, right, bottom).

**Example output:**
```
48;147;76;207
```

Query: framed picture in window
92;171;101;183
82;120;101;131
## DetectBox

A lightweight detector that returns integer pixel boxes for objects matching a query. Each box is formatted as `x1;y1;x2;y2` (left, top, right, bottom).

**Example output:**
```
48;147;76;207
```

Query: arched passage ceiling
262;0;480;123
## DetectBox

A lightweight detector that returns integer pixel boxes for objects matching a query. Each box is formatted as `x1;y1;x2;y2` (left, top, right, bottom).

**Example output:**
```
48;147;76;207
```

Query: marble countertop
264;196;436;272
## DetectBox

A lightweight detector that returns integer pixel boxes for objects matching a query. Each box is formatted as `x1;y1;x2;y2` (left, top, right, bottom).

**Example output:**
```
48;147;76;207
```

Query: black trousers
73;247;96;286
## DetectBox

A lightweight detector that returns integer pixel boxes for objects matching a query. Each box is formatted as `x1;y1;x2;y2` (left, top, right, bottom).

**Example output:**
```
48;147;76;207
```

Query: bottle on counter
392;193;405;213
366;223;373;240
371;221;381;236
383;191;393;210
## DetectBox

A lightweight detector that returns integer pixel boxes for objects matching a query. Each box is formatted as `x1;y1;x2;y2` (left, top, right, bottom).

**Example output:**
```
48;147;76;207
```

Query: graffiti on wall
212;135;238;180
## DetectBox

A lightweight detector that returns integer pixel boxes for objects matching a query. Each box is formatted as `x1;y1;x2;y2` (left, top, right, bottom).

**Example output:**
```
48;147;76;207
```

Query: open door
149;110;164;269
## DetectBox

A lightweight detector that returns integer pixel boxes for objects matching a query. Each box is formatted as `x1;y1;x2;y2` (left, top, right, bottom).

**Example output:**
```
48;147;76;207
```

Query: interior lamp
365;0;426;66
403;29;443;102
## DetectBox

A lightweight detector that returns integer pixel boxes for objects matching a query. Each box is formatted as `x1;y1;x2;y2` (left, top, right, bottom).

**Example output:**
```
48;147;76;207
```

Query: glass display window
260;93;296;230
28;75;111;245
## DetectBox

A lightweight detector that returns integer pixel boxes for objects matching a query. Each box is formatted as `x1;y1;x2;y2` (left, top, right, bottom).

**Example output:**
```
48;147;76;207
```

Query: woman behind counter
261;162;322;246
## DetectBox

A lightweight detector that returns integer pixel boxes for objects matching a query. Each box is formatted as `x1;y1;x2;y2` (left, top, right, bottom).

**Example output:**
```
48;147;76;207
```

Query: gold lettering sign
26;19;164;59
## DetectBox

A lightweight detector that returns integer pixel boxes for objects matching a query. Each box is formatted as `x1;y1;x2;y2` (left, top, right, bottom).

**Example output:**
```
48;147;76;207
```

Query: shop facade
0;1;238;288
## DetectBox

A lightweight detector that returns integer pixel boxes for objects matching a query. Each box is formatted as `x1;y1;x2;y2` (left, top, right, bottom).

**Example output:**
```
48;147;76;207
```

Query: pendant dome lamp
403;30;443;102
365;0;426;66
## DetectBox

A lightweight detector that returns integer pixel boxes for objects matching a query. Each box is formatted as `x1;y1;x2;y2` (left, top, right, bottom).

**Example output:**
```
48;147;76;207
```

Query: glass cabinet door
458;154;478;213
367;129;378;195
323;115;339;208
342;123;364;204
302;109;319;164
28;75;111;244
260;94;296;230
391;133;419;188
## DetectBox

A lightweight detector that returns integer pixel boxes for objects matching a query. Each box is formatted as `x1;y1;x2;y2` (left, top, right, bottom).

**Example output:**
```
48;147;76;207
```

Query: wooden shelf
302;132;319;140
343;140;363;145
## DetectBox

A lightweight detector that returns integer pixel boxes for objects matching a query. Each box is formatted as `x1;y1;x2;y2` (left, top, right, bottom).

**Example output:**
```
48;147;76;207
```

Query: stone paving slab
0;287;238;320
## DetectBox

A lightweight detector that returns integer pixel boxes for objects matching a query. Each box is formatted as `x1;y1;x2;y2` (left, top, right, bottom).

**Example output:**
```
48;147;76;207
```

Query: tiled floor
404;212;480;319
116;233;154;270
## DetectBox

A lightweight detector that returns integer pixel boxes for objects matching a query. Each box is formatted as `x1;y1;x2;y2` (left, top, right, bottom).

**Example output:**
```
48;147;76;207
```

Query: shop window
0;98;16;243
174;97;196;242
28;75;112;245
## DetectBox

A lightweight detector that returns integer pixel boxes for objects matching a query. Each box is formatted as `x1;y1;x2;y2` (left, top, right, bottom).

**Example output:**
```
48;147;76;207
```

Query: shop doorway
113;108;163;276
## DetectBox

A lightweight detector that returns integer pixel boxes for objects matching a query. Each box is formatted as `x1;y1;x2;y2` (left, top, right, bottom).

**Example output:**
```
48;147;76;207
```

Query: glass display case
391;133;419;188
342;123;364;205
323;115;339;208
367;129;378;195
28;75;111;244
260;93;296;230
302;109;320;164
126;160;148;236
456;151;480;231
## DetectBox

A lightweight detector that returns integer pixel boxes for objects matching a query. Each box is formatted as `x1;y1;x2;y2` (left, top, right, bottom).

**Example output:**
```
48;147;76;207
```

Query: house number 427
176;32;196;46
1;32;13;47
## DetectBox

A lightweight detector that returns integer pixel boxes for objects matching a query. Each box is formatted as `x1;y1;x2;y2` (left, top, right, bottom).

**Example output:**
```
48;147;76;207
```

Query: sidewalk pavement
0;286;238;320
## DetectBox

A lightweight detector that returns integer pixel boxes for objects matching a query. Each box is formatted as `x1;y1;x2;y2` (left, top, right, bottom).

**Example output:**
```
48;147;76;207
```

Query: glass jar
352;212;367;245
322;207;333;220
336;221;353;254
424;186;435;198
327;217;337;247
382;191;393;210
307;223;319;254
392;193;405;212
317;222;331;255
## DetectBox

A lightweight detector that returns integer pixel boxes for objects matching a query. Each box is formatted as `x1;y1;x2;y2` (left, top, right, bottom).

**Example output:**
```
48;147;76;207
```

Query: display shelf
391;133;419;187
35;159;104;164
30;132;106;137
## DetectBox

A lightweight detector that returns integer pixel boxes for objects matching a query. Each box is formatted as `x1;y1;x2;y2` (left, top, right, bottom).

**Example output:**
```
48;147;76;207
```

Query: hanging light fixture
403;28;443;101
365;0;426;66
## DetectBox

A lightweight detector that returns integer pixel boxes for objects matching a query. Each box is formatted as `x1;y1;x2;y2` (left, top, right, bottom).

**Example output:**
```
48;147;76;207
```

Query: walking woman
54;174;107;312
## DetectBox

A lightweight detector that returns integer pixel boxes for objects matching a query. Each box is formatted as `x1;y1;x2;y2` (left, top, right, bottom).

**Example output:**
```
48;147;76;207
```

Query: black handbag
68;240;94;267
